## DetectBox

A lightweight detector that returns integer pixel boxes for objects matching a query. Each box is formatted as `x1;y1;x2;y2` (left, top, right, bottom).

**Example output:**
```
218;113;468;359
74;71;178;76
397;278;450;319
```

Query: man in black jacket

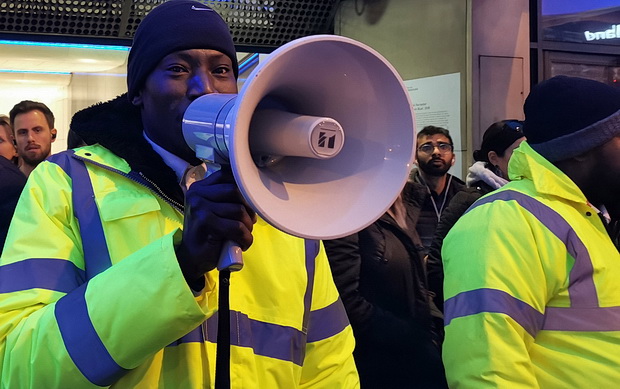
411;126;465;255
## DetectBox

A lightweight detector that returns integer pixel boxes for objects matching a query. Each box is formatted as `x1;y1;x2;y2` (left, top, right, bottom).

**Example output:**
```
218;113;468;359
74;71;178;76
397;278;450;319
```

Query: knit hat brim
523;76;620;162
530;108;620;162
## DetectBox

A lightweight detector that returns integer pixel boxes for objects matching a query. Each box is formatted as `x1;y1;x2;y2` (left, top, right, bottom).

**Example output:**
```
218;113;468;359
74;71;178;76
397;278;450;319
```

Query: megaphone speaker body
183;35;416;244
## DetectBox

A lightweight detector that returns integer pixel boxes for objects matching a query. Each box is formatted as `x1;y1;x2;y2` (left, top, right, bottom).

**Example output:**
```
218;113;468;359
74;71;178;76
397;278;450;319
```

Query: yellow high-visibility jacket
0;145;359;388
442;142;620;388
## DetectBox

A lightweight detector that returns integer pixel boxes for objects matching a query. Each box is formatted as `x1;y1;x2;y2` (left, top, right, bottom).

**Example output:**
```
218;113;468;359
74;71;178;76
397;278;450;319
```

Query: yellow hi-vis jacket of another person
442;142;620;388
0;145;359;388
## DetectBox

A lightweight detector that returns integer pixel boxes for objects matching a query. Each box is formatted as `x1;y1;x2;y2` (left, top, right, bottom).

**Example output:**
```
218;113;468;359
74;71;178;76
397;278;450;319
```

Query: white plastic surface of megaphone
183;35;416;270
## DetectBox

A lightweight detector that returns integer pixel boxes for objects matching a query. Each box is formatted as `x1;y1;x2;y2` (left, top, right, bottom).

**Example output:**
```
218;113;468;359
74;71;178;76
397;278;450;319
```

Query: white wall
0;41;130;154
0;68;127;155
471;0;530;151
335;0;530;176
0;47;253;156
336;0;468;178
0;74;71;155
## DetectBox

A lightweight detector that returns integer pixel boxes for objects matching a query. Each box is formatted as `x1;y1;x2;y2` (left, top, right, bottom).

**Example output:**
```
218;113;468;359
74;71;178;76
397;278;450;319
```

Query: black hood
70;93;185;206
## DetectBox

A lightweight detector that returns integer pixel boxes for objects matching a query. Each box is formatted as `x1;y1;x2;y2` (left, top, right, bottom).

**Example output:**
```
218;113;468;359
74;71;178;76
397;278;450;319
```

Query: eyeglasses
417;142;453;154
502;120;524;133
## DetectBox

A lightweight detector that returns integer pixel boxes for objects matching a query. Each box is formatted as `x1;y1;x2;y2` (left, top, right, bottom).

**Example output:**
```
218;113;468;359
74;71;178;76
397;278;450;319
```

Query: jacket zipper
138;171;184;211
72;154;184;213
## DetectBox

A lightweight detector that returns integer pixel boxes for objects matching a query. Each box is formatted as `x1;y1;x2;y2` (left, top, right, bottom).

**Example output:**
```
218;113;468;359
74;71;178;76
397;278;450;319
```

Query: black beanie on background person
523;75;620;162
126;0;238;102
473;120;524;162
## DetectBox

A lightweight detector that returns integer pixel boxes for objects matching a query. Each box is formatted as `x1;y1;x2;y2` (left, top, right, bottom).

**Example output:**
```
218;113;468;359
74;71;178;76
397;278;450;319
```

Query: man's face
416;134;455;177
0;125;16;161
13;110;56;167
133;49;238;162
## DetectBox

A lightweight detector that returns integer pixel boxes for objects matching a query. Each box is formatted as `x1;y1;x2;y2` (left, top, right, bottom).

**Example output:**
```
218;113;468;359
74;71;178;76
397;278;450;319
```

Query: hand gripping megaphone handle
217;240;244;272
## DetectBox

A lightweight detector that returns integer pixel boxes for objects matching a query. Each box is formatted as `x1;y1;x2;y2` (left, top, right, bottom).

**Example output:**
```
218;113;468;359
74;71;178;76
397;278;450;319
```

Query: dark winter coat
0;156;26;254
324;182;447;389
411;171;466;255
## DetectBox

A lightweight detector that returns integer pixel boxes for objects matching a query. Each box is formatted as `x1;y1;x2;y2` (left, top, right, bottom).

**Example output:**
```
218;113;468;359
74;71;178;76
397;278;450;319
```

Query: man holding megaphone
0;1;359;388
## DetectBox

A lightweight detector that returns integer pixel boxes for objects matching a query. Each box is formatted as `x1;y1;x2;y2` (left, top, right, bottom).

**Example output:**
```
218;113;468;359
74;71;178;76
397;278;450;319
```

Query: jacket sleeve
324;234;429;349
0;160;217;388
299;241;360;388
442;199;554;389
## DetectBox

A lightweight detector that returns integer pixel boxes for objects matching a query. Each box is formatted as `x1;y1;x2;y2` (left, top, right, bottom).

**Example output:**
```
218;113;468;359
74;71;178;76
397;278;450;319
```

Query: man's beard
418;158;451;177
22;149;49;167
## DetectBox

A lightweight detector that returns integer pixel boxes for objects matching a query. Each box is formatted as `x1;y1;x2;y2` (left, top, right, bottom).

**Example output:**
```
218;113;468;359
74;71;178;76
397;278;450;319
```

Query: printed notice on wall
404;72;463;178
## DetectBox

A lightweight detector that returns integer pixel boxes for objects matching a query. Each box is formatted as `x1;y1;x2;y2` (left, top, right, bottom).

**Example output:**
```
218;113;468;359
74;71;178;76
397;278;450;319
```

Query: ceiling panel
0;0;339;52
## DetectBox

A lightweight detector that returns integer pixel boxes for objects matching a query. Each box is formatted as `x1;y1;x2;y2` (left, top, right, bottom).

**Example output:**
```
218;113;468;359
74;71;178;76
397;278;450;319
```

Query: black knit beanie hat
127;0;238;101
523;75;620;162
473;120;524;162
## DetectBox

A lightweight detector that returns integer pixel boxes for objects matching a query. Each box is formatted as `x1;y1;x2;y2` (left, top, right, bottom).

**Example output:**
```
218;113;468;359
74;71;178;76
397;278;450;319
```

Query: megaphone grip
217;240;244;272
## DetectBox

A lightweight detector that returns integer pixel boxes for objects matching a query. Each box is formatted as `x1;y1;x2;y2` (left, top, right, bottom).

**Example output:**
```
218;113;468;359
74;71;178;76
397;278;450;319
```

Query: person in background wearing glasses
411;126;465;255
425;120;526;312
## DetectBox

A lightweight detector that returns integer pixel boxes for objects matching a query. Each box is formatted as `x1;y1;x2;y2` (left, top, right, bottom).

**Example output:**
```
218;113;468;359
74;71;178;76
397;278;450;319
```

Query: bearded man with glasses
411;126;465;255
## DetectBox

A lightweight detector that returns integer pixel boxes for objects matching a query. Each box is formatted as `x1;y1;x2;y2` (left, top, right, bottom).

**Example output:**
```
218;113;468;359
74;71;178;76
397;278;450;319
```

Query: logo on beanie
191;5;213;11
585;25;620;42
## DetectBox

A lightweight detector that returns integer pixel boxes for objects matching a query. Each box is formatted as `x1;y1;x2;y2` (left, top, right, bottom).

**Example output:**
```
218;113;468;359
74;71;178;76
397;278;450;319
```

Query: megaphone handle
217;240;244;272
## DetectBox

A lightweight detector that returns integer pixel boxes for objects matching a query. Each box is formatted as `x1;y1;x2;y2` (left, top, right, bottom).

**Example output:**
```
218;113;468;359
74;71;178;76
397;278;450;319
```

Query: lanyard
418;173;452;223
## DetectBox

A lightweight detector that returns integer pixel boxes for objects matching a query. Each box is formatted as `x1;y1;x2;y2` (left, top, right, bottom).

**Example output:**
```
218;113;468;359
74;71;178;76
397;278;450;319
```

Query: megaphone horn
183;35;416;271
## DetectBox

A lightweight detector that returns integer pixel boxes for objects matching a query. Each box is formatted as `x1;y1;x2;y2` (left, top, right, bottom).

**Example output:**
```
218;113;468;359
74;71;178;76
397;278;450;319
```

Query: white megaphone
182;35;416;271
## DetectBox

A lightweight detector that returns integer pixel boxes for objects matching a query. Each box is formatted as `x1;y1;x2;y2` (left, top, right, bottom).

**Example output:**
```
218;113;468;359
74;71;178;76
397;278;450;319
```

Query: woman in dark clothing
0;115;27;254
324;181;447;389
426;120;526;311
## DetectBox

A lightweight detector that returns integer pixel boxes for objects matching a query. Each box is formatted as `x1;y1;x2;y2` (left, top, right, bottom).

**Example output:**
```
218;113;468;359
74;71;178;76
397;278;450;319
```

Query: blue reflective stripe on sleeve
55;283;130;386
544;306;620;331
445;289;620;333
468;189;597;307
48;151;112;280
444;288;544;337
307;298;350;342
0;258;85;293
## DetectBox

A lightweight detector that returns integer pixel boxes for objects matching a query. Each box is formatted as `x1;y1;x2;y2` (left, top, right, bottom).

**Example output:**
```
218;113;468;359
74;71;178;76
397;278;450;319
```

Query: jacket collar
70;94;185;206
508;141;587;205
